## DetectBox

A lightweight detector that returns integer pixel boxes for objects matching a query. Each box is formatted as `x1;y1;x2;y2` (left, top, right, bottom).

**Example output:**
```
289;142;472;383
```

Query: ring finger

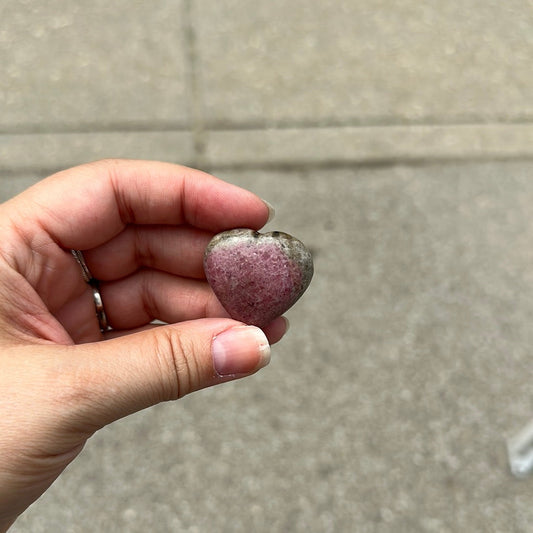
100;269;229;330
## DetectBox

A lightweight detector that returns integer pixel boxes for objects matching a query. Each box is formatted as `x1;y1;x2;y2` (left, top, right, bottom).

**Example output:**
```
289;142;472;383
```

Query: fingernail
262;199;276;223
212;326;271;377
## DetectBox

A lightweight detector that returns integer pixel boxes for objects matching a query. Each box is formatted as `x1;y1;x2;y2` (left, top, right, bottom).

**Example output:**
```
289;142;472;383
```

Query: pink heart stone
204;229;314;328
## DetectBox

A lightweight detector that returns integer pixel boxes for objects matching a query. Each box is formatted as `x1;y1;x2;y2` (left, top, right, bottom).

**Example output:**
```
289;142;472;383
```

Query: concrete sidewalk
2;2;533;532
2;0;533;178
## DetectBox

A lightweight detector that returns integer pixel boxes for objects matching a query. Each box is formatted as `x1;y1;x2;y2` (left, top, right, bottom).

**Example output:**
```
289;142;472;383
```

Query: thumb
0;320;271;525
66;318;271;430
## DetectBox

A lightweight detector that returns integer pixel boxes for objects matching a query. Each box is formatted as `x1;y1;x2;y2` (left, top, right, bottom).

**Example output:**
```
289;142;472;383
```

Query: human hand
0;159;287;531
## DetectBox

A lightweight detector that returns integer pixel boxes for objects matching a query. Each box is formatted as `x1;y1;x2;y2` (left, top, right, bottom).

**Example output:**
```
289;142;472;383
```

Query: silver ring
71;249;92;282
71;249;110;333
90;279;109;332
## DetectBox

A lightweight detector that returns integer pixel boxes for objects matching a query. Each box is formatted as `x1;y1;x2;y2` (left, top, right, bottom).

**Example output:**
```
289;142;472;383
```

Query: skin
0;159;287;531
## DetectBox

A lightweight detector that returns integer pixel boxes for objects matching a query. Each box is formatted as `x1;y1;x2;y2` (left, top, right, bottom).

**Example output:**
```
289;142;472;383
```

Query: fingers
82;225;213;281
54;263;288;345
97;269;290;339
17;159;271;250
100;270;228;329
57;318;275;429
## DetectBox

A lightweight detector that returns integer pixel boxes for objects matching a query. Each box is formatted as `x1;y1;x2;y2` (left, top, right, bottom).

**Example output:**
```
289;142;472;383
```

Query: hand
0;159;287;531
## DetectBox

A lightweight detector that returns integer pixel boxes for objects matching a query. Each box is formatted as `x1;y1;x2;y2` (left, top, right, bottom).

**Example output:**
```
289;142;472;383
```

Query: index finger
15;159;272;249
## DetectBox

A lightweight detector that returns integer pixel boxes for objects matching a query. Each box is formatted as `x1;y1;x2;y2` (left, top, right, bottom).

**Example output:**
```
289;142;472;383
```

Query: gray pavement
2;2;533;532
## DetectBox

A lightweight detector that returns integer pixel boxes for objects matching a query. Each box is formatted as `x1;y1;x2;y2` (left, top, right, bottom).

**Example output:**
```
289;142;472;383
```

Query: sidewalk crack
183;0;207;168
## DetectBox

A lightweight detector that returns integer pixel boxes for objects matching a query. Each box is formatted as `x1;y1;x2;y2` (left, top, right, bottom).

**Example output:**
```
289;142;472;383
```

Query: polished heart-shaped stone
204;229;314;328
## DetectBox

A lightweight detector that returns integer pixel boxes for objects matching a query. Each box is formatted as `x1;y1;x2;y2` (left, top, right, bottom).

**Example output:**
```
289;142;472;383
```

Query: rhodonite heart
204;229;314;328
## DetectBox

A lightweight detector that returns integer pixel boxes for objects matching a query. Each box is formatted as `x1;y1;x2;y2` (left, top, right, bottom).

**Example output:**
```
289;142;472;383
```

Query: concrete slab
194;0;533;127
11;161;533;532
0;1;189;130
203;123;533;168
0;131;194;175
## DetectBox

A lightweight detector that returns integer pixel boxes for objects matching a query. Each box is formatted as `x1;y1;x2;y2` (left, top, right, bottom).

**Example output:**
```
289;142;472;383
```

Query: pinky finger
262;316;289;345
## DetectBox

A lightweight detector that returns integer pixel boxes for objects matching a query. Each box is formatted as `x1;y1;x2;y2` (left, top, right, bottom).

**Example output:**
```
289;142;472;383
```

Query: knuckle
133;227;156;269
153;328;201;400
